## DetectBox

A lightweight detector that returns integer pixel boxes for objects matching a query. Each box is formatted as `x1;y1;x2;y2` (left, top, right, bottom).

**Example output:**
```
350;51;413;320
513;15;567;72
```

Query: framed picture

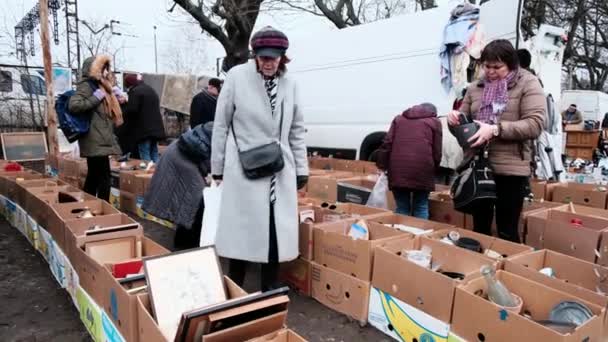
144;246;226;341
174;286;290;342
1;132;48;161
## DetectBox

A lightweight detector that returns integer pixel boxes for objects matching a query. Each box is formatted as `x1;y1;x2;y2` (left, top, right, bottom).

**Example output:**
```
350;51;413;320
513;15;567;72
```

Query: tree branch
174;0;231;50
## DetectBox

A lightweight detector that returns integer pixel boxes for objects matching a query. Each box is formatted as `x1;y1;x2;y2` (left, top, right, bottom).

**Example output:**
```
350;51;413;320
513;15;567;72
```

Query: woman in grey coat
211;27;309;291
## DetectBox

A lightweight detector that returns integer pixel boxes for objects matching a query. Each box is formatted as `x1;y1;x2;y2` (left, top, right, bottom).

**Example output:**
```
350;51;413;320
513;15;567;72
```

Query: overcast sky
0;0;332;75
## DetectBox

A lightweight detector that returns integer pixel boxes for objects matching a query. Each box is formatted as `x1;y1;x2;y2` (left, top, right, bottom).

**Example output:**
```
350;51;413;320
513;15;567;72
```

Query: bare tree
162;25;213;75
78;18;126;70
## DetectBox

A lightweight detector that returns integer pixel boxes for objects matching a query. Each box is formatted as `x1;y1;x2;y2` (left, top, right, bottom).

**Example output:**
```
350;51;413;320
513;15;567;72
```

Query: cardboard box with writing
451;271;604;342
368;286;450;342
47;200;121;251
279;257;313;296
429;192;466;228
526;205;608;265
427;228;533;263
314;219;412;281
100;238;169;342
137;277;289;342
298;206;350;260
311;262;370;323
552;183;608;209
369;213;455;235
504;250;608;310
372;238;496;325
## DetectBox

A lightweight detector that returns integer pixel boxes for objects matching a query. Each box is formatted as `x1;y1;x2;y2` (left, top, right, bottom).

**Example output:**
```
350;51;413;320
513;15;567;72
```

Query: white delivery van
560;90;608;122
0;65;47;128
288;0;566;165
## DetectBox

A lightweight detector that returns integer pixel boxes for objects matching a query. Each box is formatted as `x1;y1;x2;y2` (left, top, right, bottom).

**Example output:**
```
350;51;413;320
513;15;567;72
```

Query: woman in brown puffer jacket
448;39;546;243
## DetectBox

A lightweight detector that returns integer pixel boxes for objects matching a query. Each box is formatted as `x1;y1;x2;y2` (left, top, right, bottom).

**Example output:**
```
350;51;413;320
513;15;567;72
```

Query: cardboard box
368;287;450;342
306;172;358;202
24;184;94;227
37;225;54;264
247;328;306;342
47;200;121;251
451;271;604;342
119;170;150;196
526;205;608;264
24;213;39;249
110;187;121;209
552;183;608;209
76;286;104;342
120;190;138;214
100;237;169;342
14;177;68;206
137;276;288;342
314;219;412;280
332;203;391;219
298;206;350;260
48;238;68;288
102;311;127;342
504;250;608;308
518;201;568;242
337;178;376;205
311;262;370;323
369;213;455;235
64;256;80;308
427;228;533;262
429;192;467;228
279;257;313;296
372;238;496;324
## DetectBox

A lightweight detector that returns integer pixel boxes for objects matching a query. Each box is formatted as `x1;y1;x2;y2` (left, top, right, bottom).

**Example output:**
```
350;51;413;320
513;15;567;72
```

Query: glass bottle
480;265;517;307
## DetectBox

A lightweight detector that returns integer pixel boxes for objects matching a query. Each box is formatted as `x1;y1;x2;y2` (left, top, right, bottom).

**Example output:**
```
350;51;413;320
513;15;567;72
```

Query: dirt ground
0;215;389;342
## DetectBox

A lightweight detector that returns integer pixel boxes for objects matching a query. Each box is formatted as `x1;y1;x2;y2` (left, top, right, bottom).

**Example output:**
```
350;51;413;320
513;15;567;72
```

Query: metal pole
153;25;158;73
39;0;59;155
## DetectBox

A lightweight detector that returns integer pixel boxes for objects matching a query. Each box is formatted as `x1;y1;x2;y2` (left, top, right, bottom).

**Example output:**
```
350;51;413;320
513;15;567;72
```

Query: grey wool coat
211;60;309;263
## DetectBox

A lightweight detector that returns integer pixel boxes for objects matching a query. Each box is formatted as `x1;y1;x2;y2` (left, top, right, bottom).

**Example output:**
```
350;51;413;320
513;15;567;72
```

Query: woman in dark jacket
377;103;442;219
124;74;166;163
142;123;213;249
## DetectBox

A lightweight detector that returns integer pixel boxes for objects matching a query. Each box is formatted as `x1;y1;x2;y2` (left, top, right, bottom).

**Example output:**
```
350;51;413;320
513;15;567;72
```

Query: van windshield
20;74;45;96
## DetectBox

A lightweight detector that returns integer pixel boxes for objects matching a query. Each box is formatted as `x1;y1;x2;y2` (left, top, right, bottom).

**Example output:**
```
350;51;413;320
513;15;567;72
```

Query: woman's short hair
480;39;520;71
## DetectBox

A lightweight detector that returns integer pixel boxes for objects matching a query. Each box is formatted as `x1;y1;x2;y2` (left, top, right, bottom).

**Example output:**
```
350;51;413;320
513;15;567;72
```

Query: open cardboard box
14;177;68;206
306;172;358;203
24;185;95;226
518;200;567;243
246;328;306;342
372;237;497;324
428;191;468;228
120;169;152;196
526;205;608;265
451;270;605;342
298;205;350;260
369;213;455;235
279;257;313;296
313;218;413;281
0;170;46;199
137;277;289;342
552;183;608;209
530;180;562;202
504;250;608;310
311;262;370;323
46;200;121;251
332;202;390;219
427;228;533;263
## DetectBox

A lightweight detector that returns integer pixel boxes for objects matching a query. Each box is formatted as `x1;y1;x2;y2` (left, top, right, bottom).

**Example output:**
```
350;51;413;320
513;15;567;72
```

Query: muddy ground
0;216;388;342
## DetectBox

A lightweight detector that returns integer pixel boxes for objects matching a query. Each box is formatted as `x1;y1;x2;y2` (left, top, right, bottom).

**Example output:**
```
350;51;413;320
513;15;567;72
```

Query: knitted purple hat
250;26;289;58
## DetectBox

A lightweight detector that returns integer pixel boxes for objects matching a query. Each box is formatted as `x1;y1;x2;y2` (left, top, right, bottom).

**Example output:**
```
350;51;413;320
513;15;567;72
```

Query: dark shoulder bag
450;147;496;214
231;103;285;179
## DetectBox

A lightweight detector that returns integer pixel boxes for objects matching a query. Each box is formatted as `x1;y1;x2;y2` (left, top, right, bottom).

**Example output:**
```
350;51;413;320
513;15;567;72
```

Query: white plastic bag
366;173;389;209
200;182;223;247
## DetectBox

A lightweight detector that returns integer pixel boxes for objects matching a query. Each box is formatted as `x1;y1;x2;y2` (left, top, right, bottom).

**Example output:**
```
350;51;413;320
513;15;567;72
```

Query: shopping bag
200;182;223;247
366;173;389;209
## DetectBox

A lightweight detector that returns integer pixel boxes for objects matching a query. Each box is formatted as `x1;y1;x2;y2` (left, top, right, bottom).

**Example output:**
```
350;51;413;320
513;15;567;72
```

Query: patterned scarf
477;71;517;124
264;76;278;204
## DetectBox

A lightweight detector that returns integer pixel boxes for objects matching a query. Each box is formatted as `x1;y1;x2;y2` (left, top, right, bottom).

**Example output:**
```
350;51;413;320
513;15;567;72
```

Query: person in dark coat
376;103;442;219
142;122;213;249
190;78;222;128
124;74;166;163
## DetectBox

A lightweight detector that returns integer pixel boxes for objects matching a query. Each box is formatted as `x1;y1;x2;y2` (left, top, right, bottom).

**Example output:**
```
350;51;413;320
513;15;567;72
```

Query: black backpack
450;149;496;214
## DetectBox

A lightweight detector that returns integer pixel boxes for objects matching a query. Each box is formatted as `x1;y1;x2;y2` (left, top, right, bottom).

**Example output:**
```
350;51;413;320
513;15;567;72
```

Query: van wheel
359;132;386;161
367;149;379;162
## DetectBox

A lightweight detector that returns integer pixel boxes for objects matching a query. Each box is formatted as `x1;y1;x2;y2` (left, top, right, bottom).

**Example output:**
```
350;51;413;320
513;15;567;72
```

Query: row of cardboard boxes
279;198;608;341
0;167;304;342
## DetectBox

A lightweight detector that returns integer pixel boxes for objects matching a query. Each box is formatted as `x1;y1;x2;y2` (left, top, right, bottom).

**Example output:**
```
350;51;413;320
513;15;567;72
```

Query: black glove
297;175;308;190
212;174;223;181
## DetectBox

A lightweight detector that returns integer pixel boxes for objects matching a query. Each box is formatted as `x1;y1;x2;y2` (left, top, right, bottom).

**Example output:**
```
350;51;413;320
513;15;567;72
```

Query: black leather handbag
231;103;285;180
450;148;497;214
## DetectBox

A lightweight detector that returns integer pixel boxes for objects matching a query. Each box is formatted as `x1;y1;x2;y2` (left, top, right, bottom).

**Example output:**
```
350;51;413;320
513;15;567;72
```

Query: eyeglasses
483;63;507;70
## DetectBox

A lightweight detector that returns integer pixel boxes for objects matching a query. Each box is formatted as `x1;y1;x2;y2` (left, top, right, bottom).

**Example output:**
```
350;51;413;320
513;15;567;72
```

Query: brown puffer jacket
459;68;546;176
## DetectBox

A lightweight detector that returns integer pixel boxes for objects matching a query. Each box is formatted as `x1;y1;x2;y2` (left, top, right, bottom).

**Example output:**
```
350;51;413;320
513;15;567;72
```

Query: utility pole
153;26;158;73
39;0;58;155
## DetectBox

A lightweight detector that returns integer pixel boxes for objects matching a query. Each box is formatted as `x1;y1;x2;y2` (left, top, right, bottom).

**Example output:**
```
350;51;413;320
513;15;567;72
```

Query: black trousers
174;199;205;250
228;203;279;292
472;175;529;243
84;156;111;201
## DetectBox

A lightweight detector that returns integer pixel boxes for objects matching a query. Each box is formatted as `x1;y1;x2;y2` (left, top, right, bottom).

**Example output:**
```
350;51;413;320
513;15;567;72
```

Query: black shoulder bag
450;147;497;214
231;103;285;179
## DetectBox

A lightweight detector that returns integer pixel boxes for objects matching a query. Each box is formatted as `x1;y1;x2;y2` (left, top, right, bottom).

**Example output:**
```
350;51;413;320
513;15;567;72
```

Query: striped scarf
477;71;516;124
265;77;278;204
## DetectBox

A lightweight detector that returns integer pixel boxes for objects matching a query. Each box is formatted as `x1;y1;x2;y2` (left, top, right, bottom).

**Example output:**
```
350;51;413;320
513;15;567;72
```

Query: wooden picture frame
144;246;226;341
1;132;48;161
174;287;290;342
